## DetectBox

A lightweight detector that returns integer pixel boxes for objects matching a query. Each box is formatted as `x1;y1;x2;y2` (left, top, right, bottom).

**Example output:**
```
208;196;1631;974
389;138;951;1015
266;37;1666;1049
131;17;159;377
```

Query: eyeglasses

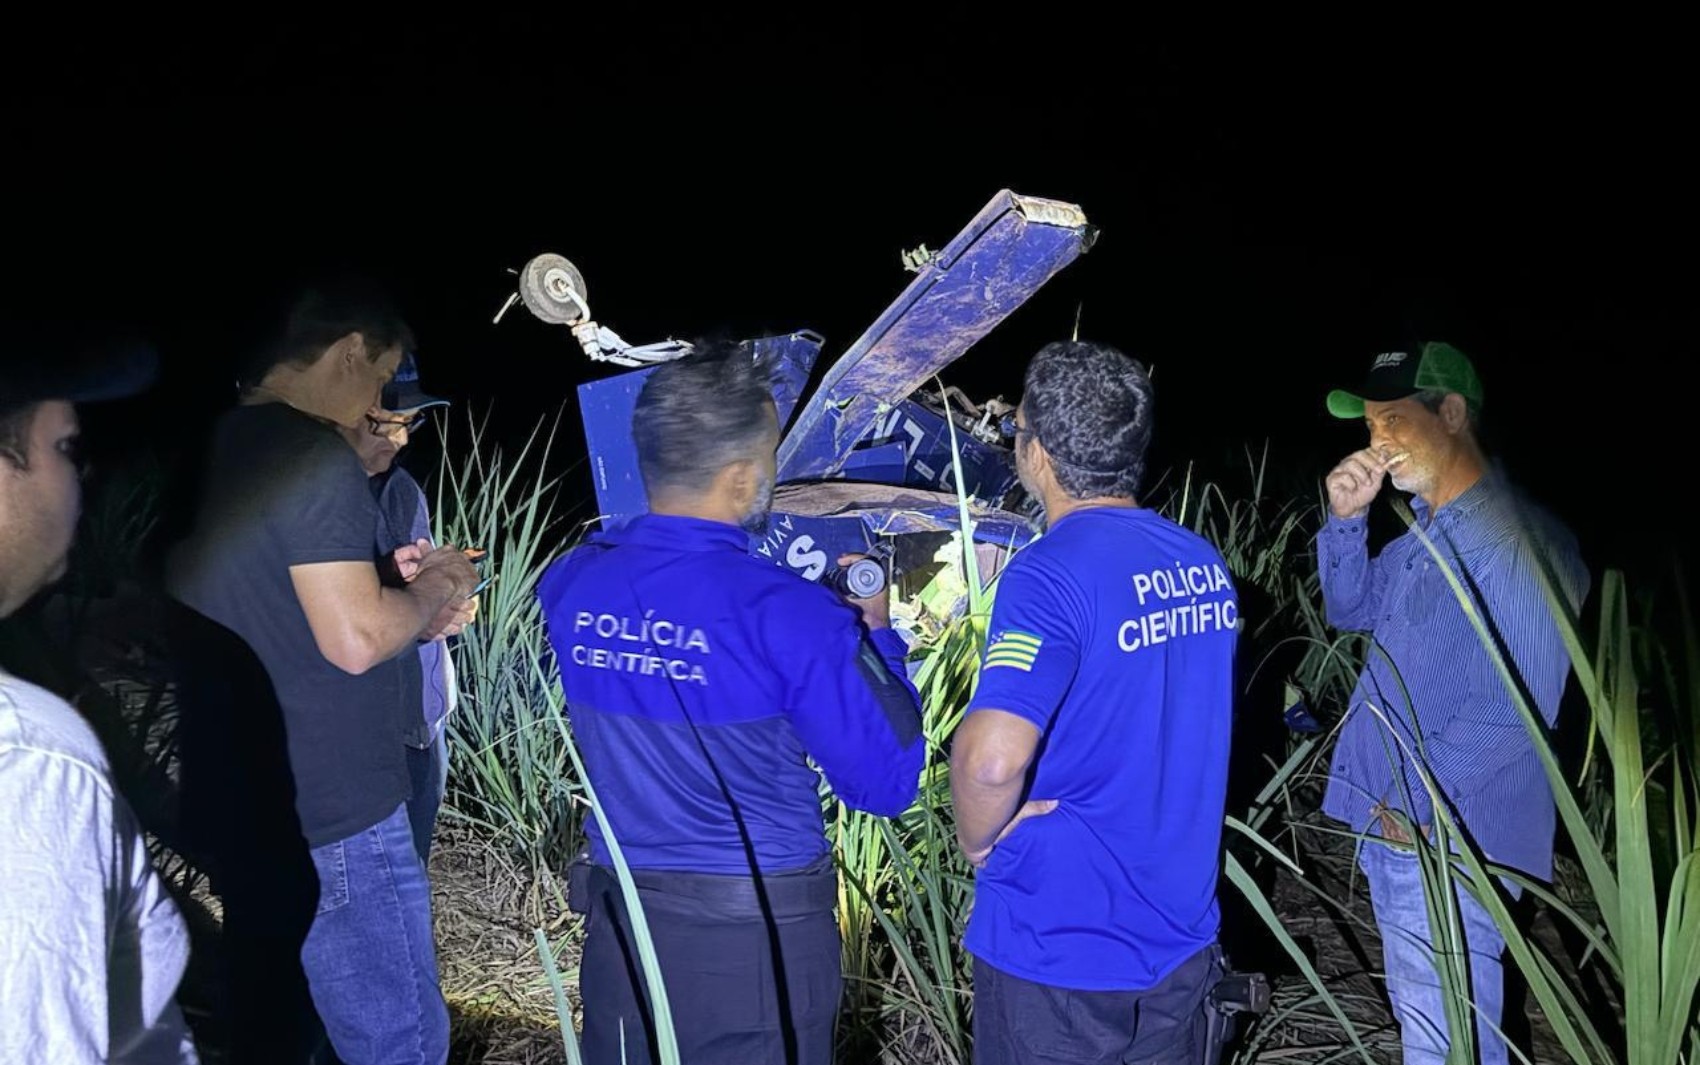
366;411;427;436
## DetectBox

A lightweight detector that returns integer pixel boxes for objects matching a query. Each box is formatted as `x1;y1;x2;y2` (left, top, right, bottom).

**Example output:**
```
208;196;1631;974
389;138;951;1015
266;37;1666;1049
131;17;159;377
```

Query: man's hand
1325;448;1388;520
963;799;1059;868
1373;803;1428;846
422;595;479;641
414;545;479;600
837;553;891;631
390;538;433;583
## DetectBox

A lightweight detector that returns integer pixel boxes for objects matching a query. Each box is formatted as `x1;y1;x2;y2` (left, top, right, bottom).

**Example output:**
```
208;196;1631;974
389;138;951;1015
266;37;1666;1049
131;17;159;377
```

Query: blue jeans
1359;841;1515;1065
303;803;449;1065
405;737;449;866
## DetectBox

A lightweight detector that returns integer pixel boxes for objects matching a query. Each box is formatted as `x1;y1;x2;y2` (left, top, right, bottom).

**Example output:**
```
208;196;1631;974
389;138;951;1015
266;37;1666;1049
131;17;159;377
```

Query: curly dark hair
1022;340;1154;500
633;340;778;496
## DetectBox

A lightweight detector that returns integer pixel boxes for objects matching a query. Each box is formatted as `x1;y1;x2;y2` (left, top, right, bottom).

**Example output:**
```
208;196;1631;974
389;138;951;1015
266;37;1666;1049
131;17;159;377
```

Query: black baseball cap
1326;340;1484;419
381;350;449;413
0;325;160;417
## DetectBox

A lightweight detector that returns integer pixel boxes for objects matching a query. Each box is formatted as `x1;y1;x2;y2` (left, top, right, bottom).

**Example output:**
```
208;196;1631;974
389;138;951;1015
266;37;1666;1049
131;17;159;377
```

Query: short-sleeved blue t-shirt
965;506;1240;991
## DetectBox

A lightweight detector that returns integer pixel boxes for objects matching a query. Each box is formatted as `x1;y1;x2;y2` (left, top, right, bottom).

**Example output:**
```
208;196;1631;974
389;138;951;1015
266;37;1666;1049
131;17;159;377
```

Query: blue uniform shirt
538;513;925;875
964;507;1240;992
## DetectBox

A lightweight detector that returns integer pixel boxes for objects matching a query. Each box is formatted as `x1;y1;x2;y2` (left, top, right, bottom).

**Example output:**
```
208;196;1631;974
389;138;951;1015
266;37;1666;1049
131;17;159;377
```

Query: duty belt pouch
566;848;595;915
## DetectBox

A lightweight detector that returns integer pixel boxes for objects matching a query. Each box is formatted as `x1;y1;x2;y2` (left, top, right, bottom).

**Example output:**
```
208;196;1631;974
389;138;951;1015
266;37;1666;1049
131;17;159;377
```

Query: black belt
569;853;838;923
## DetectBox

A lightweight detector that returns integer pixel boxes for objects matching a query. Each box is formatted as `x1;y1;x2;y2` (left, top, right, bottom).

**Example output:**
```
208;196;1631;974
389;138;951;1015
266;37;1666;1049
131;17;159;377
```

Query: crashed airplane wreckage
498;190;1098;640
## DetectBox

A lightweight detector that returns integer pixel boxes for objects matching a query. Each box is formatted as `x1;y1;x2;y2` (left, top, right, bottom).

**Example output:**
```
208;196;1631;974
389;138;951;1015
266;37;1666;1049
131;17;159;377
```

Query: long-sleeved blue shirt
537;513;925;875
1318;474;1589;879
372;467;452;748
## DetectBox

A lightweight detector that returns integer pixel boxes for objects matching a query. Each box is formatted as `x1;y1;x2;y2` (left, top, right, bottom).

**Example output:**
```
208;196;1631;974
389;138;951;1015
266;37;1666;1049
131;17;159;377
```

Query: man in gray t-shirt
168;281;477;1064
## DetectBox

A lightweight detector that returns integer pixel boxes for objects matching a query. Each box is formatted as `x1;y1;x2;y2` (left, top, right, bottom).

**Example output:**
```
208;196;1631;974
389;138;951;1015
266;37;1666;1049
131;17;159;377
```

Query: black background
5;16;1692;578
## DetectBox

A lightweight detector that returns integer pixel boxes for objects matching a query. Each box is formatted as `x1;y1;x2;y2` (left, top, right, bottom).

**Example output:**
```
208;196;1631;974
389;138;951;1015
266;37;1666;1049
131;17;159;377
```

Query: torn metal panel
577;368;652;523
776;189;1094;482
765;482;1034;565
577;331;823;522
755;330;825;432
849;396;1019;505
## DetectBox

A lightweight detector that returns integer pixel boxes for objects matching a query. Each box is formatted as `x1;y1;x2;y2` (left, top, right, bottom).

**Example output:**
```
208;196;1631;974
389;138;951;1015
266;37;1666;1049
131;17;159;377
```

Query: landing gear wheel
518;254;589;325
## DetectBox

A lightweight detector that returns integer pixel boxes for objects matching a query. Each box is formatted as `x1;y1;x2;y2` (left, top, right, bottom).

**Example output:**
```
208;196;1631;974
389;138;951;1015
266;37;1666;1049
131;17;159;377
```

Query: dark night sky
3;17;1694;580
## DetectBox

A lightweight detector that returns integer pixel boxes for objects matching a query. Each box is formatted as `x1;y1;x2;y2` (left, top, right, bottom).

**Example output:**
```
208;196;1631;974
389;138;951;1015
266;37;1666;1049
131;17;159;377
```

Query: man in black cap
1317;341;1589;1065
1;338;201;1060
335;351;462;865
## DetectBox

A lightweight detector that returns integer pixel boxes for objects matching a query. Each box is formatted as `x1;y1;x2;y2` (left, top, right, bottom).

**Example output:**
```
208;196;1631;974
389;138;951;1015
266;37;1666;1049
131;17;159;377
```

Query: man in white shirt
0;333;200;1062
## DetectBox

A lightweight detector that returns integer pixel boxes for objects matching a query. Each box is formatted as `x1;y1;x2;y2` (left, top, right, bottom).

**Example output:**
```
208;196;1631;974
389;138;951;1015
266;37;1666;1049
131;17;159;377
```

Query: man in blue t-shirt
952;341;1240;1065
538;340;924;1065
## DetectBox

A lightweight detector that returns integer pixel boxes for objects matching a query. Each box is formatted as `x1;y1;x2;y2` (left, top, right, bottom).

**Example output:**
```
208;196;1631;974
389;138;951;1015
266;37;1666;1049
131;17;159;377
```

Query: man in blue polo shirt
538;340;925;1065
952;340;1239;1064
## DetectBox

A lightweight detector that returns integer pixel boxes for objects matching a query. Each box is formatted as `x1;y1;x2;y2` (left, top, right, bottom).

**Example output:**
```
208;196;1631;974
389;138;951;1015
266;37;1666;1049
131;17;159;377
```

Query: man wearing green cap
1317;341;1589;1064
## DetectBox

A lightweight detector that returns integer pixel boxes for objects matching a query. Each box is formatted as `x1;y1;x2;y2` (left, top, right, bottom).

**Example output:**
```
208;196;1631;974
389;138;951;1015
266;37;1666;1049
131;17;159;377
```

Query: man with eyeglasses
336;353;463;866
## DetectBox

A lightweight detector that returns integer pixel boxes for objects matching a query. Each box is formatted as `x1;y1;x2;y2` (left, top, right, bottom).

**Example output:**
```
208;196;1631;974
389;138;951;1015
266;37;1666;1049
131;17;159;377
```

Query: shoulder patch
984;629;1043;671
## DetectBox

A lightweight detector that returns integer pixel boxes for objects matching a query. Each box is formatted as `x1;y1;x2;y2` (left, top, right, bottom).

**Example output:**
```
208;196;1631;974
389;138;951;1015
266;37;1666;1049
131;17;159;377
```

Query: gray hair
1412;388;1482;432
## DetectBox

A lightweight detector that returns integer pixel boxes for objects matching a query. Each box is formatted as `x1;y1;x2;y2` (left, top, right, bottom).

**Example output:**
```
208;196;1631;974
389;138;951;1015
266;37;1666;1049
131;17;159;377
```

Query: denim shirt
1318;473;1589;879
374;468;454;748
